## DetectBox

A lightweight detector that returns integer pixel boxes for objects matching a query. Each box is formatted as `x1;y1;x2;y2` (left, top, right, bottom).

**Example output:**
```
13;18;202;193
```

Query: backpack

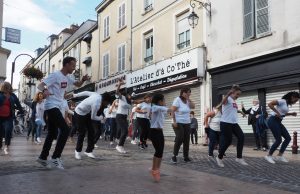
256;106;269;135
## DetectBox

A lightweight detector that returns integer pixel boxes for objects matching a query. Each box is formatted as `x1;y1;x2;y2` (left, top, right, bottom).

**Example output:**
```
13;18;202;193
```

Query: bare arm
204;111;215;128
222;89;234;105
171;106;178;127
188;99;195;109
73;74;89;87
268;100;281;117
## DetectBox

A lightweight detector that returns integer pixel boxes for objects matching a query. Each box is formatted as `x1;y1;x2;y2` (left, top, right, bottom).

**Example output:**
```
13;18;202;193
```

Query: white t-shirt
131;107;137;120
35;100;45;125
74;91;102;121
110;105;117;118
104;107;111;119
116;95;131;115
220;96;238;124
172;97;191;124
150;105;169;129
43;71;75;110
271;99;289;116
136;102;151;119
209;109;221;132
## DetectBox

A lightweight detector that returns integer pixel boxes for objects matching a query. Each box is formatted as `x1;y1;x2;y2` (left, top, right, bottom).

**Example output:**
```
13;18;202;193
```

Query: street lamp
11;53;34;87
188;0;211;28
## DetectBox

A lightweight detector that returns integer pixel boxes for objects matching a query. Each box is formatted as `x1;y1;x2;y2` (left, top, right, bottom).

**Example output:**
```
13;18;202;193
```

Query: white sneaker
216;157;224;167
264;155;275;164
94;144;99;148
49;158;64;169
116;145;126;153
100;136;103;139
36;158;51;168
131;140;137;145
52;140;57;145
275;156;288;163
4;147;9;155
235;158;248;166
110;141;114;146
84;152;96;159
75;150;82;160
37;137;42;143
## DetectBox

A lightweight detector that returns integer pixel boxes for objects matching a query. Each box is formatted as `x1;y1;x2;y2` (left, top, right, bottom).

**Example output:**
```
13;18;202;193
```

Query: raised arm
73;74;89;87
222;89;234;105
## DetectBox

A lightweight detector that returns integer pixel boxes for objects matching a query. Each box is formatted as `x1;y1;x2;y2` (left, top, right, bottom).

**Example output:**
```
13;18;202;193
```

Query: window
118;3;126;29
118;44;126;72
87;42;91;53
103;16;110;40
44;59;47;73
243;0;270;41
177;12;191;50
144;0;153;11
144;31;153;64
103;53;109;78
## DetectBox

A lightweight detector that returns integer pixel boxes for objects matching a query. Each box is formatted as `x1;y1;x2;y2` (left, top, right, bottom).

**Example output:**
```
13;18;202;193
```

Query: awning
83;33;92;42
82;56;92;64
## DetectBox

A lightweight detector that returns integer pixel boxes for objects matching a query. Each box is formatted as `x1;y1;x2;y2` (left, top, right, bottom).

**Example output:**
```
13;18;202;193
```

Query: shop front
126;47;205;137
208;45;300;149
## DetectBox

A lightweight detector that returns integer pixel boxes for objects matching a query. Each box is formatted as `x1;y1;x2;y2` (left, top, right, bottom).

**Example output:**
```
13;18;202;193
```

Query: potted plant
23;67;44;80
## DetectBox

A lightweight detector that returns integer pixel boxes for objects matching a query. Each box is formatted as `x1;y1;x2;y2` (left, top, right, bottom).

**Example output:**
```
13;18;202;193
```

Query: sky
2;0;101;89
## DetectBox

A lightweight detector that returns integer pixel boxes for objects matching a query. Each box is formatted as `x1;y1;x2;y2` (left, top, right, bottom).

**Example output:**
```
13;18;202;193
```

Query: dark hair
231;84;241;92
179;87;191;103
63;56;76;67
282;91;300;105
190;111;194;115
152;93;164;105
102;92;111;103
144;93;152;99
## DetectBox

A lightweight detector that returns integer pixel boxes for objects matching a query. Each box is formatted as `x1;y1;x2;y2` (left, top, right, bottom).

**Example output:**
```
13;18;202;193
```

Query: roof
95;0;114;13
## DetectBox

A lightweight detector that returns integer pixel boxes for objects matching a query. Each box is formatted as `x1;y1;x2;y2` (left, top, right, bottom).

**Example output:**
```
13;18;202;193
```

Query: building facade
128;0;206;137
206;0;300;148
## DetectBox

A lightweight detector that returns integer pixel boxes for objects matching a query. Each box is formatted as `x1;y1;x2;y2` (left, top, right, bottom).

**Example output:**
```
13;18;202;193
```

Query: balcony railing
144;55;153;63
144;4;153;11
177;40;190;50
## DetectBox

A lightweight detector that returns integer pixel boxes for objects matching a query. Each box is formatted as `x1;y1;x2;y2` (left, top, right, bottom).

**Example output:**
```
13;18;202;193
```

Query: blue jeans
35;120;43;139
268;116;291;155
0;118;13;146
208;128;220;156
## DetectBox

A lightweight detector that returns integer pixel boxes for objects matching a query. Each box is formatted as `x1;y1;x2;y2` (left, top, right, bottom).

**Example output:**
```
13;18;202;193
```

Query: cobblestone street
0;135;299;194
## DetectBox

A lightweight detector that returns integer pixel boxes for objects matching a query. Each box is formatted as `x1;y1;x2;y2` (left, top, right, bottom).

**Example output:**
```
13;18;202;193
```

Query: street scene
1;0;300;194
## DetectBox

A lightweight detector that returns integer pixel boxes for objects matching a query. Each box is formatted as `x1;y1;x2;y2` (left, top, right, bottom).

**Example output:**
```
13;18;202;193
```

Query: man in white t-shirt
37;56;89;169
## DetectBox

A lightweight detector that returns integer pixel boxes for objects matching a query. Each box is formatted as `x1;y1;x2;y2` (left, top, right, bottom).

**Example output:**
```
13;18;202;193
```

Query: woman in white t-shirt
34;92;45;144
204;104;222;157
171;88;195;164
149;93;171;182
264;91;299;164
136;94;152;149
216;85;248;168
109;99;118;145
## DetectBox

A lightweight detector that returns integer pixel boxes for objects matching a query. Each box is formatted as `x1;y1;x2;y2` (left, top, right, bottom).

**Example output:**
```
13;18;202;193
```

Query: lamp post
11;53;34;87
188;0;211;28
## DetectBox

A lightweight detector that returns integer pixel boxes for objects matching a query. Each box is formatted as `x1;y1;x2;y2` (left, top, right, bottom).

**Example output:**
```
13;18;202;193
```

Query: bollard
291;131;298;154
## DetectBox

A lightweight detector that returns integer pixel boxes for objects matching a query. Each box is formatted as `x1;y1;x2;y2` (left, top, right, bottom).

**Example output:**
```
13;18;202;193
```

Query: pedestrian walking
136;94;152;149
171;87;195;164
149;93;171;182
242;99;267;151
204;104;222;157
34;92;45;144
73;91;111;160
36;56;88;169
190;111;198;145
216;85;248;168
0;82;23;155
264;91;299;164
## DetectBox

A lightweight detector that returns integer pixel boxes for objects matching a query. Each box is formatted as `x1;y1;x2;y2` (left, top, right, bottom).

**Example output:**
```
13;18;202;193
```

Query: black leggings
75;112;94;153
109;118;117;142
150;129;164;158
218;122;244;159
137;117;150;145
116;114;128;146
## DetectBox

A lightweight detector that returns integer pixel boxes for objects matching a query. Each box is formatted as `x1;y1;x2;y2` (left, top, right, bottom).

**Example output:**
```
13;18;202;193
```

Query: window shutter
122;45;125;70
122;4;125;27
118;47;121;72
119;6;122;29
243;0;255;40
256;0;269;36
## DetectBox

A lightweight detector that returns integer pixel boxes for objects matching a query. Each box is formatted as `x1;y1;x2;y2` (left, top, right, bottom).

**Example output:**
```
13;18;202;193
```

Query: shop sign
96;74;126;94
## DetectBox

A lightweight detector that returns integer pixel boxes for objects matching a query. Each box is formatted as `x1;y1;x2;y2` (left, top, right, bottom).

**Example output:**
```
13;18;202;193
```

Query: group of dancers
1;56;299;183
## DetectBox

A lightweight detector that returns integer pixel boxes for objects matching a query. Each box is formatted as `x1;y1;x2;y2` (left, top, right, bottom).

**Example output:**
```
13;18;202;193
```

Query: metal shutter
266;85;300;150
243;0;255;40
235;91;258;133
163;85;201;137
255;0;270;36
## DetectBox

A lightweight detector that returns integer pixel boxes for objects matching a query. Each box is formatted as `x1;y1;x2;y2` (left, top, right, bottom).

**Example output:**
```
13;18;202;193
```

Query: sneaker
94;144;99;148
52;140;57;145
84;152;96;159
4;147;9;155
139;144;145;150
184;157;192;162
100;136;103;139
131;140;137;145
235;158;248;166
36;158;51;168
37;137;42;143
116;145;126;154
49;158;64;170
171;156;177;164
264;155;275;164
216;157;224;167
151;169;160;182
262;147;267;151
2;138;4;143
275;156;289;163
75;150;82;160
